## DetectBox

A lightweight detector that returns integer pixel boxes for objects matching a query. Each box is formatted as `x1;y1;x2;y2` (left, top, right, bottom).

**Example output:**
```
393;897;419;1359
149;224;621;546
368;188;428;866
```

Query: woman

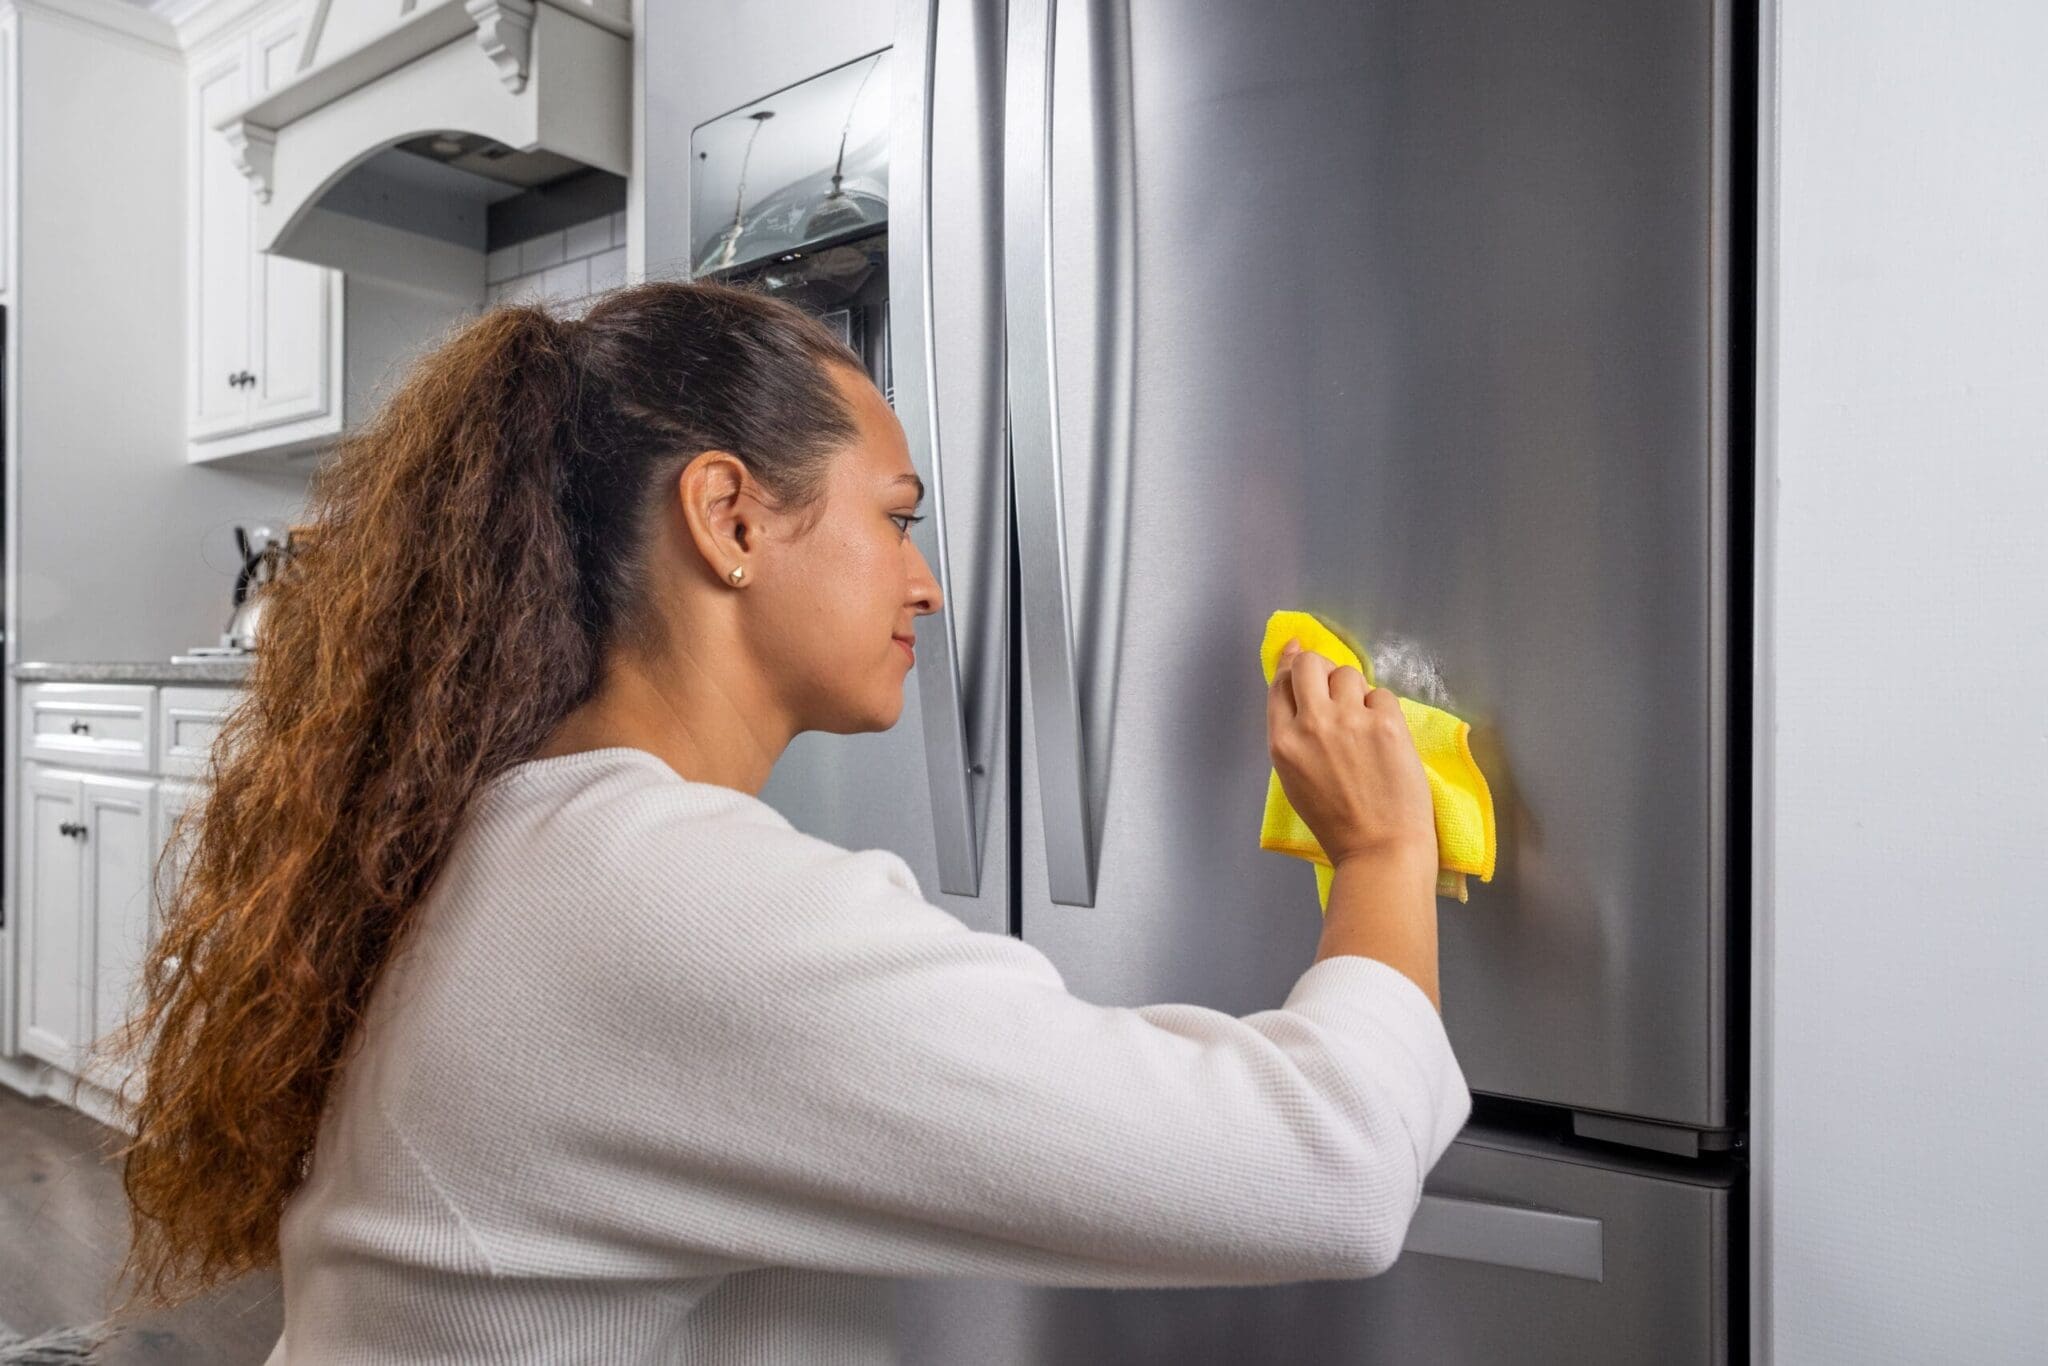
110;281;1469;1362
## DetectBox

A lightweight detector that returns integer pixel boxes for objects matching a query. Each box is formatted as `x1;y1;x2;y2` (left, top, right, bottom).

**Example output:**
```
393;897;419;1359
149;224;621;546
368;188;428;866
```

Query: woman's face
746;362;943;735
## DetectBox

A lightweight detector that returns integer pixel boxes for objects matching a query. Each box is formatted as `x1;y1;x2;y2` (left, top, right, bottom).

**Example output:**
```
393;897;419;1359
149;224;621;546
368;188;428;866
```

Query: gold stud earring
729;566;746;584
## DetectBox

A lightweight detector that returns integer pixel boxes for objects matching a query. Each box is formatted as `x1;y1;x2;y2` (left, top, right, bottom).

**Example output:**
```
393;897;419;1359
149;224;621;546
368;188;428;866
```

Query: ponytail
108;282;861;1308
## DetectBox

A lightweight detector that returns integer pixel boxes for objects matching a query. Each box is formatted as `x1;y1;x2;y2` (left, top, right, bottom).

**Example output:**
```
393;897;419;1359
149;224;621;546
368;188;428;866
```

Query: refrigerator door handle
1004;0;1135;907
893;0;986;896
1403;1194;1607;1283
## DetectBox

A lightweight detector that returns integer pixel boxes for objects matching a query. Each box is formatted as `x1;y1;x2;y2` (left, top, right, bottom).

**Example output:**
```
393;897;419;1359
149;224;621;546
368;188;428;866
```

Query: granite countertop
14;658;255;686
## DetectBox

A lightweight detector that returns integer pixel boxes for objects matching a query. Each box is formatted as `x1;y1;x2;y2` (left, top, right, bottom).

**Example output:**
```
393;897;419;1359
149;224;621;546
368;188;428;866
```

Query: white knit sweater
263;747;1470;1364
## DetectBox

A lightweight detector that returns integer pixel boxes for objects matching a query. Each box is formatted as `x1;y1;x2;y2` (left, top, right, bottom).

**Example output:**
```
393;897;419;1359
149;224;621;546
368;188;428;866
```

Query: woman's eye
892;514;926;537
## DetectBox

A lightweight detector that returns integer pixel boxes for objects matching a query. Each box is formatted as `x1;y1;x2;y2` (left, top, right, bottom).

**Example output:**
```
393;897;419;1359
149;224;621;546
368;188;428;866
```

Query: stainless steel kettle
223;526;292;651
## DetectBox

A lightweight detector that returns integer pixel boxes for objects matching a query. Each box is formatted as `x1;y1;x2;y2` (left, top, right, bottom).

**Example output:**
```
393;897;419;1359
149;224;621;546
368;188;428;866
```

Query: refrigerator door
895;1127;1733;1365
646;0;1013;931
1011;0;1734;1124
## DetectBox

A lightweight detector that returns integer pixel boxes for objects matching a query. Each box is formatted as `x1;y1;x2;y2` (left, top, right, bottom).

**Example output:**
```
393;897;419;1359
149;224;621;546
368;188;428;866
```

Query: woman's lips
894;637;915;663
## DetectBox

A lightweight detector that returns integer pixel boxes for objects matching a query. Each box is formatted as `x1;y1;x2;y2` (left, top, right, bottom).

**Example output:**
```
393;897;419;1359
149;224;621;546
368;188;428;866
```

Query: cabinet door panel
244;11;337;435
246;254;334;431
154;779;203;943
190;48;251;438
22;769;86;1068
87;775;157;1055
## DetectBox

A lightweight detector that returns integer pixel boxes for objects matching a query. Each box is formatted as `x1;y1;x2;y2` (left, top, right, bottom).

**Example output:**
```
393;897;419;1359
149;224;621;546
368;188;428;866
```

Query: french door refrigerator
647;0;1751;1360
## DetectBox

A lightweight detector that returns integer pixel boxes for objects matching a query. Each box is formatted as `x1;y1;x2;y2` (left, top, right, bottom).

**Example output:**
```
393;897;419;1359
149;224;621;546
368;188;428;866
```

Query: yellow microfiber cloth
1258;609;1497;909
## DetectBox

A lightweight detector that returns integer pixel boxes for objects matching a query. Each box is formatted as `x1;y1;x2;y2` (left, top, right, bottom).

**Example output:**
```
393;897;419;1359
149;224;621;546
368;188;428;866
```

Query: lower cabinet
15;682;237;1100
156;779;202;936
21;766;155;1085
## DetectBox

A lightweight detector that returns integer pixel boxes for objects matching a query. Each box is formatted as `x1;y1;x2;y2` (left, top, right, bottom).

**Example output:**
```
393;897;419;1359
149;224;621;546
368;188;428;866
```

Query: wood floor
0;1085;282;1364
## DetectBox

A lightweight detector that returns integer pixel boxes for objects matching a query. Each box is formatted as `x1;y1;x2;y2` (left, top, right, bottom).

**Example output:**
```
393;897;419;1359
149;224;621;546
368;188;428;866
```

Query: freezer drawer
894;1128;1733;1365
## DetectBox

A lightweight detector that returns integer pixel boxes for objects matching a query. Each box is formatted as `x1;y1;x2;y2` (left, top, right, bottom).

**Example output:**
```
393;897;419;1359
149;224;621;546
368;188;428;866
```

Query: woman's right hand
1266;637;1437;869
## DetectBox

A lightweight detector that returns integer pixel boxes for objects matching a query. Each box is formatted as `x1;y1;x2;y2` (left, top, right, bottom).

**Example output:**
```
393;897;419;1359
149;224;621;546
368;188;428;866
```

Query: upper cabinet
187;9;345;463
183;0;621;466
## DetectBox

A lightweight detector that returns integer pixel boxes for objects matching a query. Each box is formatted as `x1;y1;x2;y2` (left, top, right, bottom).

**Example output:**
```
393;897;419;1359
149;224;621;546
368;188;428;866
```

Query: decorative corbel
466;0;537;93
222;120;278;204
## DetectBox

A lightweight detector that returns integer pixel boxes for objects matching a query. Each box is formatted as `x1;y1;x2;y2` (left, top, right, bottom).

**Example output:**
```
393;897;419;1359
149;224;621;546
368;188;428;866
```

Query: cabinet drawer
156;686;242;779
23;684;156;773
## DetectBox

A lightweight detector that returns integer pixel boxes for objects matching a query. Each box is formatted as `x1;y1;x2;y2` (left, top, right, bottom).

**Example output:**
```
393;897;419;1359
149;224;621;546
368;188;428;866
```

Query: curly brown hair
95;279;862;1310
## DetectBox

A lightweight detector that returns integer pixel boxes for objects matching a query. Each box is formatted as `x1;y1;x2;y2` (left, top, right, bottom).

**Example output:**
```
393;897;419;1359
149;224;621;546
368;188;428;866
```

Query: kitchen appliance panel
1013;0;1731;1126
645;1;895;281
894;1127;1731;1365
750;2;1012;933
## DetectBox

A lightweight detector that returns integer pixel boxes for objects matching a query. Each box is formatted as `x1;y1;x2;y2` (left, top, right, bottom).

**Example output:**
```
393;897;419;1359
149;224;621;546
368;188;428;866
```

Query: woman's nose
908;541;943;616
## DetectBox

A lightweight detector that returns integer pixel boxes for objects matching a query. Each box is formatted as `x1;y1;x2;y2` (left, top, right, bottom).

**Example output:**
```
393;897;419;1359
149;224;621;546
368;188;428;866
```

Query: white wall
14;6;307;663
1759;3;2048;1361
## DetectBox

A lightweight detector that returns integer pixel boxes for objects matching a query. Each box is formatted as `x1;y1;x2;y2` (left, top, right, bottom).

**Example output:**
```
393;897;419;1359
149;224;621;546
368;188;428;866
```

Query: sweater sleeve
533;809;1473;1291
435;798;1472;1291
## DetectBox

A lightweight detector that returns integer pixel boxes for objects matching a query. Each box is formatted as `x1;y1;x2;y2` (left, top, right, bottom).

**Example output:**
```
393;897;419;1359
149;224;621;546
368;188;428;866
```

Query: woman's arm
395;797;1471;1291
1316;847;1444;1009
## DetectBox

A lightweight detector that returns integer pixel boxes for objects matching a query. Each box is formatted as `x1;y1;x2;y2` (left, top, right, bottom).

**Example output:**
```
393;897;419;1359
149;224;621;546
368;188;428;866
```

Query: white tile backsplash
542;258;590;303
519;230;567;274
588;246;627;295
494;276;534;305
564;216;611;261
486;245;520;285
489;213;624;309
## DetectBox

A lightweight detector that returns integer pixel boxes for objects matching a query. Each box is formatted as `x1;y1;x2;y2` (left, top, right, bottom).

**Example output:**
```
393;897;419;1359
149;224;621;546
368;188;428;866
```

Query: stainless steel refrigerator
646;0;1750;1359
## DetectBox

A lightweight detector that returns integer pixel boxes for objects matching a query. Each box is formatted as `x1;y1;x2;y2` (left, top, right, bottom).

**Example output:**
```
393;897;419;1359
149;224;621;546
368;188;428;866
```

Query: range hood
216;0;631;300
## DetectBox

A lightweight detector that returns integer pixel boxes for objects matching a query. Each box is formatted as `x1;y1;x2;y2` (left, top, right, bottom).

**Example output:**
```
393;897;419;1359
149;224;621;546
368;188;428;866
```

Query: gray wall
1760;1;2048;1359
15;13;309;663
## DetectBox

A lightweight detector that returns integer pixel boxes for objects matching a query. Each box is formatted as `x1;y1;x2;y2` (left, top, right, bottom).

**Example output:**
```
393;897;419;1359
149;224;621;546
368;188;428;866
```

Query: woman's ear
675;450;759;583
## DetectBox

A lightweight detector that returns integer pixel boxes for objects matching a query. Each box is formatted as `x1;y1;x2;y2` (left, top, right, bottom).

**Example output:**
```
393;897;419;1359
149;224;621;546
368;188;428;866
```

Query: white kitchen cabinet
157;685;239;780
16;683;239;1101
190;46;254;440
87;774;157;1090
152;778;203;1018
156;779;203;930
22;682;155;772
20;766;155;1082
187;10;345;462
20;766;89;1069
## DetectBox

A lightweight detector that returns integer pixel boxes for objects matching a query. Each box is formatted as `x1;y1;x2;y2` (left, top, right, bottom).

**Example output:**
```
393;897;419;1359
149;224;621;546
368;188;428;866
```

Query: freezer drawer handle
1403;1194;1605;1282
892;0;987;896
1004;0;1137;906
